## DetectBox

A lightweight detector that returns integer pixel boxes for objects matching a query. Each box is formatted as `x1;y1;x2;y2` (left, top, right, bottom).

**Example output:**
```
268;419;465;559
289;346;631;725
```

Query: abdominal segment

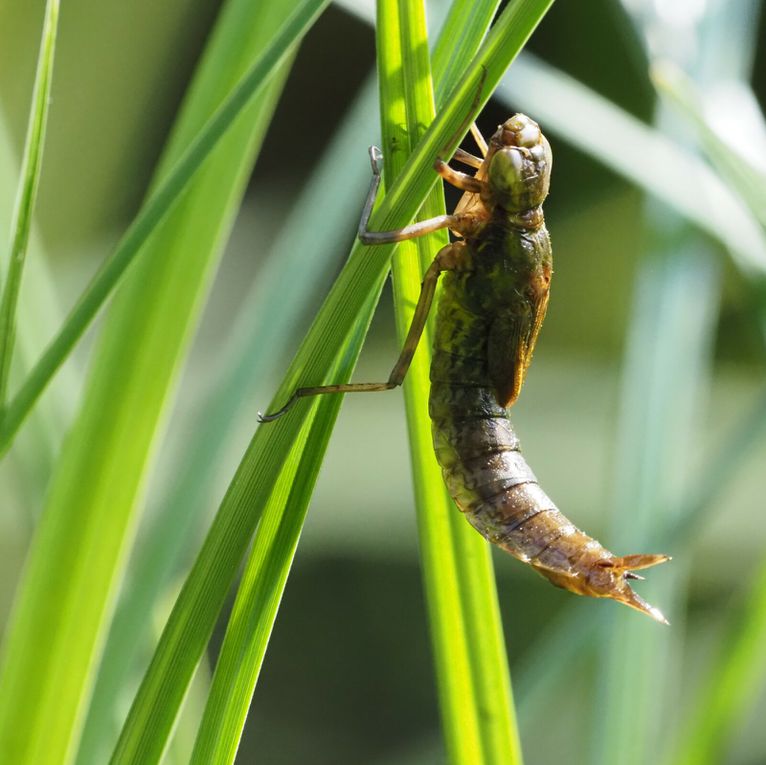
429;380;602;578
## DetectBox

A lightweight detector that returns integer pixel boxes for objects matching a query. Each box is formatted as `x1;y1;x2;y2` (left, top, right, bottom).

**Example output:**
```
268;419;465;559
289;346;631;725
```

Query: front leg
357;147;479;243
258;242;468;422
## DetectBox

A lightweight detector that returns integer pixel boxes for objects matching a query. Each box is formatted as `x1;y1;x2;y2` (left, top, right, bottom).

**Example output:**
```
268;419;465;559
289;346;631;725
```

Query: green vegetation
0;1;764;763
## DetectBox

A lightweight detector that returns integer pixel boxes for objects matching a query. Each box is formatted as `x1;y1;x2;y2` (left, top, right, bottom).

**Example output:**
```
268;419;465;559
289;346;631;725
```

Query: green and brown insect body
429;115;669;623
260;114;670;623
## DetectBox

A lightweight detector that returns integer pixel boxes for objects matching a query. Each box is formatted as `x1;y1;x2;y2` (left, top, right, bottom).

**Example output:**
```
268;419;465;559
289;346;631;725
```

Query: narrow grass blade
378;0;482;759
652;61;766;229
378;0;523;760
188;343;355;765
0;2;303;764
0;0;331;452
0;110;79;510
112;1;555;762
0;0;58;406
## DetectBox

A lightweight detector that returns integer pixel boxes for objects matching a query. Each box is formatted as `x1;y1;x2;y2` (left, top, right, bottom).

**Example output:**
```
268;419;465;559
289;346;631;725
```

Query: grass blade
0;0;58;406
378;0;523;760
187;343;356;764
651;60;766;229
0;110;79;509
111;1;555;761
0;1;303;763
377;0;482;758
0;0;331;452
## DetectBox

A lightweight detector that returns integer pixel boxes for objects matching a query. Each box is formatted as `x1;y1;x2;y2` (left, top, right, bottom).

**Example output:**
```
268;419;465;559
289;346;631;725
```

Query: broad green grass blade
0;1;307;763
0;0;58;407
112;1;556;762
499;53;766;276
0;0;331;452
76;77;379;765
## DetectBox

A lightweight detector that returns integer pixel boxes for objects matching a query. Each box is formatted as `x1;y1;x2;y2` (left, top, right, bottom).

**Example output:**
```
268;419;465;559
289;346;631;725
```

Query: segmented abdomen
428;293;605;578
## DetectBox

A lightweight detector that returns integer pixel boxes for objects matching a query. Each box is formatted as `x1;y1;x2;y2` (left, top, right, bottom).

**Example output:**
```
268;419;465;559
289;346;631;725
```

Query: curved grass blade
0;0;331;453
0;2;304;764
0;0;59;407
111;1;556;762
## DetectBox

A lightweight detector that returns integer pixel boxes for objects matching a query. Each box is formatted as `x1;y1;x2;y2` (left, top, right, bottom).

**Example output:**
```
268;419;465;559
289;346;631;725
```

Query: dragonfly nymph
260;114;670;623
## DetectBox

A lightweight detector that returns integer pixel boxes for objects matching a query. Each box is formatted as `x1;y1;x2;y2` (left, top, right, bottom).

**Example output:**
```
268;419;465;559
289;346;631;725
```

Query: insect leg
258;244;464;422
434;159;485;194
452;147;483;169
470;122;489;157
357;147;462;244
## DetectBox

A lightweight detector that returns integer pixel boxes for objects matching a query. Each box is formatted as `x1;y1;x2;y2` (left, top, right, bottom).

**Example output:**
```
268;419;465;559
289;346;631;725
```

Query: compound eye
488;147;525;195
489;147;524;188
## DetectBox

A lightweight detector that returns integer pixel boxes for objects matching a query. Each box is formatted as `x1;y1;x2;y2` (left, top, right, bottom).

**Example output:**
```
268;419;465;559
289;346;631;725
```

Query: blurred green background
1;0;765;763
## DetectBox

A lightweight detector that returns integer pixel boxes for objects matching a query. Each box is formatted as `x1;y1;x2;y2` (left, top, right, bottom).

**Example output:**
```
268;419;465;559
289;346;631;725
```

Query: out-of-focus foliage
0;0;765;763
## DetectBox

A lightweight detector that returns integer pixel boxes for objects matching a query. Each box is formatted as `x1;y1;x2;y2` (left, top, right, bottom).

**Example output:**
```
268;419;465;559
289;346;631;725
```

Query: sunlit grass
0;1;765;764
